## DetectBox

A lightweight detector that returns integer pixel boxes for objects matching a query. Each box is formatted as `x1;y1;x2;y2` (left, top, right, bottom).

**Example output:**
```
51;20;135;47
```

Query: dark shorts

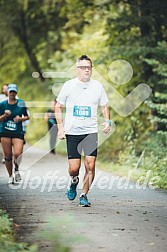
0;132;24;140
66;133;98;159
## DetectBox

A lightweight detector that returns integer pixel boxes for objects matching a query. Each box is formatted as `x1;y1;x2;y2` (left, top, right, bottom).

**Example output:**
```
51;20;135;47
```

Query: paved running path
0;144;167;252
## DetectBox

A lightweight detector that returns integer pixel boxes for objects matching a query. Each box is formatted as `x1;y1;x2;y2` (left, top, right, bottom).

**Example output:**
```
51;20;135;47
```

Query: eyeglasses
77;66;92;70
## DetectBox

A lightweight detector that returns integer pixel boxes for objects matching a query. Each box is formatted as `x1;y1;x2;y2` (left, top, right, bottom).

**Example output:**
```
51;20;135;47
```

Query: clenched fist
4;110;11;117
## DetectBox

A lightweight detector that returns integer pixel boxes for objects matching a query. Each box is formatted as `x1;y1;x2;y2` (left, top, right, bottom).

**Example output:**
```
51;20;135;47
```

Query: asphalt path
0;144;167;252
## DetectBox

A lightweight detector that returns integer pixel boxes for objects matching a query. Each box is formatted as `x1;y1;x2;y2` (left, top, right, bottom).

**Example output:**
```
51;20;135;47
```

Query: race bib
4;120;17;131
73;105;91;118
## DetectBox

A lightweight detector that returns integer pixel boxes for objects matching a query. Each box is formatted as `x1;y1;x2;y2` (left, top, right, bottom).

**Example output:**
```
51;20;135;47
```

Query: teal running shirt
0;99;28;136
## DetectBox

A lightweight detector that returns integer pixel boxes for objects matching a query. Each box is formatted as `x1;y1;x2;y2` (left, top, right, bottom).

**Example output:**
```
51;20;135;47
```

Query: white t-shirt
0;94;7;102
57;78;108;135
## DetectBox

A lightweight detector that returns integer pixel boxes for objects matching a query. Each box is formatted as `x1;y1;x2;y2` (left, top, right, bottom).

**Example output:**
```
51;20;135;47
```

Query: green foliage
144;42;167;132
98;130;167;189
0;209;12;234
39;215;88;252
0;209;38;252
0;0;166;188
139;132;167;189
0;0;67;81
0;210;82;251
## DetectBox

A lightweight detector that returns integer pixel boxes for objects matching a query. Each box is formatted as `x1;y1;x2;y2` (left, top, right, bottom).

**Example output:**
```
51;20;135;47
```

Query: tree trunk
14;10;45;82
137;0;151;38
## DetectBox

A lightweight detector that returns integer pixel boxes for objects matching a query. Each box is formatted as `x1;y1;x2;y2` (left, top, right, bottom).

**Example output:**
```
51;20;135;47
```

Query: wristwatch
105;119;112;126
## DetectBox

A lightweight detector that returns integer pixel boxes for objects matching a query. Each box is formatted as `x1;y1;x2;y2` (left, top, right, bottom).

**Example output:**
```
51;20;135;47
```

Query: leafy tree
145;41;167;133
0;0;67;82
102;0;167;134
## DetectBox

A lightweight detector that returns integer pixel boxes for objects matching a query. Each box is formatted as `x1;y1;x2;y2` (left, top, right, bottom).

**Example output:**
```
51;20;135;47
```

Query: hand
4;110;11;117
13;115;21;123
102;120;112;134
58;128;66;140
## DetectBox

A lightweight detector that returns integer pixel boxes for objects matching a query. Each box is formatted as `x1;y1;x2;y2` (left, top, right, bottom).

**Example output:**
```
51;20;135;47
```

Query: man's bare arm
101;104;112;133
55;101;66;139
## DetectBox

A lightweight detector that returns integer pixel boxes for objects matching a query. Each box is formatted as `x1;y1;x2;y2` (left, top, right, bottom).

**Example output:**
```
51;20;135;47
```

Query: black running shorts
66;133;98;159
0;132;24;140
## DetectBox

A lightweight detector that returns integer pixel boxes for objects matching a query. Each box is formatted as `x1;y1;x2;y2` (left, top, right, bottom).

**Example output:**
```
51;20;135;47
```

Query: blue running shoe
67;177;79;201
79;194;91;207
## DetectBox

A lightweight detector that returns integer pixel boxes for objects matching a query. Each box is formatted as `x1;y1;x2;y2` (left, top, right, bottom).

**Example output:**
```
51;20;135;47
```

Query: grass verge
97;153;167;190
0;209;38;252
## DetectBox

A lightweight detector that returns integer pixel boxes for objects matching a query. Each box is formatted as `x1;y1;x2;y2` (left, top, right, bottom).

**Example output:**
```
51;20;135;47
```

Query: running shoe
79;194;91;207
14;171;21;182
67;177;79;201
8;176;14;184
50;149;55;154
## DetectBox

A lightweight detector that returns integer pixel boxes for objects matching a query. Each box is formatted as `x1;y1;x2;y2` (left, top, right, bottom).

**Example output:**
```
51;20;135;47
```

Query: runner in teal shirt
0;84;29;184
0;99;28;138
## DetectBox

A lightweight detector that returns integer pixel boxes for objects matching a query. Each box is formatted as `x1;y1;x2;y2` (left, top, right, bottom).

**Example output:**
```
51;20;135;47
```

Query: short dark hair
77;55;92;66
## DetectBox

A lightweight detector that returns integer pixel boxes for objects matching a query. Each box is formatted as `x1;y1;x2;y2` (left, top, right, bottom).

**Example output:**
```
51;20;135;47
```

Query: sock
71;176;79;184
80;193;86;197
14;162;19;172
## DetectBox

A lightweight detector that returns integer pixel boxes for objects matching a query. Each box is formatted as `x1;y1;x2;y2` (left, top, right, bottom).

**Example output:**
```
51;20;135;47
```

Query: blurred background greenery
0;0;166;188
